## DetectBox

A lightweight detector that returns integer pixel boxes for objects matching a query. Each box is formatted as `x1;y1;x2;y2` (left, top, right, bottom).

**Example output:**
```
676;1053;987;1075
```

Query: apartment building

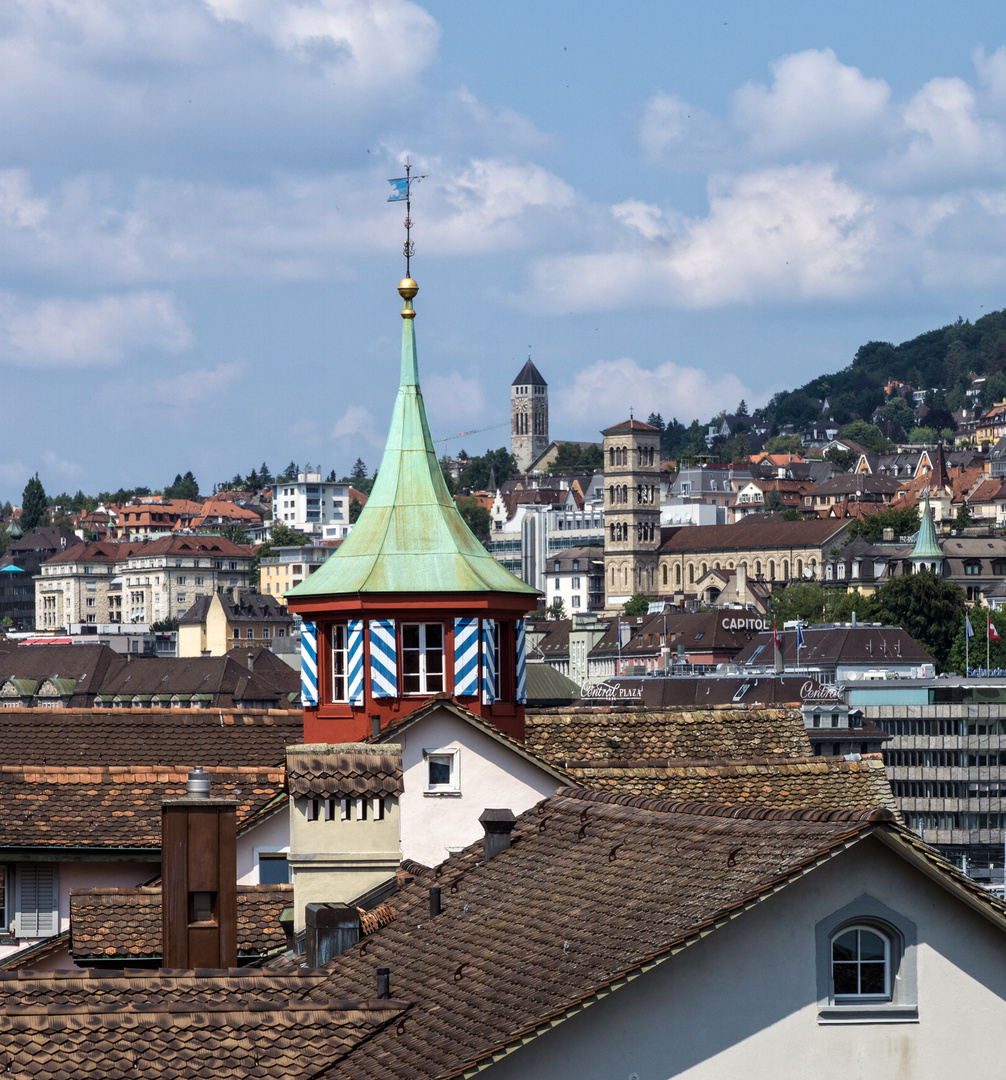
259;544;333;602
271;471;350;536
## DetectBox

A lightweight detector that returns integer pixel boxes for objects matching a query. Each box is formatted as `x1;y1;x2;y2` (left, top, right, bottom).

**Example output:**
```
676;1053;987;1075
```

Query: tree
348;497;362;524
251;522;313;588
456;496;491;538
152;617;179;632
20;474;47;532
351;458;368;479
764;434;805;455
736;399;749;418
823;446;857;472
770;583;827;624
546;597;566;620
837;421;894;454
948;609;1006;675
459;448;519;491
164;471;199;500
623;593;652;617
278;461;299;482
871;571;966;672
763;489;785;513
907;426;938;445
846;506;920;543
646;413;665;432
326;469;337;482
876;397;916;430
259;462;274;486
221;525;249;545
439;456;458;496
546;443;603;473
955;501;973;530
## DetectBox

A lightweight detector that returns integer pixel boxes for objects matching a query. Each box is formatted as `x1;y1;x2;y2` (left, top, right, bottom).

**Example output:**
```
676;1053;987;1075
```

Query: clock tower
511;358;548;473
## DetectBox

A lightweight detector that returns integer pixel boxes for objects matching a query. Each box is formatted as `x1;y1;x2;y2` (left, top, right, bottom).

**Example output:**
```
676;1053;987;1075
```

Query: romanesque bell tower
602;418;661;608
511;359;548;473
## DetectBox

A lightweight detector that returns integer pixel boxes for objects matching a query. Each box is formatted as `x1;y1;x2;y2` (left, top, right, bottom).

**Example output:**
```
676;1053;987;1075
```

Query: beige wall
487;835;1006;1080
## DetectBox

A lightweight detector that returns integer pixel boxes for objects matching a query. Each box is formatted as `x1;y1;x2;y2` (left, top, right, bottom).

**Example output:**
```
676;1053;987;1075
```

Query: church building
510;358;548;472
287;276;540;744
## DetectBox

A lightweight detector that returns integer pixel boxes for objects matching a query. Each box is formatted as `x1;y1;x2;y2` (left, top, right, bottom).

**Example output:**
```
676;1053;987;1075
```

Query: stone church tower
511;359;548;472
602;418;661;607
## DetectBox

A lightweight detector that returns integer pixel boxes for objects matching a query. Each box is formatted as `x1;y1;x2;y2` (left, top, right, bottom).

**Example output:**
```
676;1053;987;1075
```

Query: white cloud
557;357;755;432
40;450;83;480
0;291;192;367
331;404;384;449
530;165;875;311
423;372;486;433
733;49;891;156
144;361;245;407
639;92;726;164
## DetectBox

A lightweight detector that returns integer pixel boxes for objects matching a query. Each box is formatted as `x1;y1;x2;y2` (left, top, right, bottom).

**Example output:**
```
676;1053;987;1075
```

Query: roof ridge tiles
554;786;895;822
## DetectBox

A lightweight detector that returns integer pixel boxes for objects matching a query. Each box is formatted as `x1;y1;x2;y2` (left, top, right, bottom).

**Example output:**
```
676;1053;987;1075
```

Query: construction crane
433;421;507;445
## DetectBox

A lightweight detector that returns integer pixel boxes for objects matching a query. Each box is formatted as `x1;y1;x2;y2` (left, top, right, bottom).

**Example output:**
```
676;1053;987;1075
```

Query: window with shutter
16;864;57;938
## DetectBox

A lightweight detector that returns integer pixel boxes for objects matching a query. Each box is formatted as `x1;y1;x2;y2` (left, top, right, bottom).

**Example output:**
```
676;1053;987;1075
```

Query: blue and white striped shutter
300;620;319;707
515;619;527;704
453;617;479;697
369;619;398;698
347;619;365;705
482;619;496;705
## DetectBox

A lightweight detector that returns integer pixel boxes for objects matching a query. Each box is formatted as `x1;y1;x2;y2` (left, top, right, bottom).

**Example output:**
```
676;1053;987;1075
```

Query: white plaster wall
236;812;290;884
486;835;1006;1080
394;711;563;868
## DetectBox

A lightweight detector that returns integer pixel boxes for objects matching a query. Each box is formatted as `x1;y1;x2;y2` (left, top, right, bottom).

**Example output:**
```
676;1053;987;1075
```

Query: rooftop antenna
387;157;426;279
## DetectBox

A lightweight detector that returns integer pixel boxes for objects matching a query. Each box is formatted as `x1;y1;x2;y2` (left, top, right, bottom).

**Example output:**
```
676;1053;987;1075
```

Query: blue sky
4;0;1006;501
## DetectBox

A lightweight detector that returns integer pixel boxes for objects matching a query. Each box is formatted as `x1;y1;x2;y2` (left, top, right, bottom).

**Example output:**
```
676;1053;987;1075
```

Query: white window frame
423;746;461;794
330;624;348;702
401;622;445;695
253;846;291;885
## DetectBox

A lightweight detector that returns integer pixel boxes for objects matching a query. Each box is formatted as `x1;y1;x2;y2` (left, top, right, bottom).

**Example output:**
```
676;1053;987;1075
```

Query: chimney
161;766;237;970
305;902;360;967
231;586;241;606
736;563;747;605
429;886;442;917
479;808;516;860
376;967;391;998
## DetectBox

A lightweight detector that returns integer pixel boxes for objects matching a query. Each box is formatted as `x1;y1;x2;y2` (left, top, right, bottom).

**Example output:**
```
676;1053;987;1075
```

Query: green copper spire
288;279;537;599
910;488;943;564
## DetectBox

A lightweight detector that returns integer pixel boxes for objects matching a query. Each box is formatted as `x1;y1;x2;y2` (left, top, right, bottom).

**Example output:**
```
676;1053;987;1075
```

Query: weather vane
387;158;426;278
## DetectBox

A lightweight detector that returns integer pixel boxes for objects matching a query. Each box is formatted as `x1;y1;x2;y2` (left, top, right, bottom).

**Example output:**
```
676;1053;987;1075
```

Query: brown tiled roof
97;654;289;707
0;992;407;1079
659;518;849;553
564;755;899;814
733;626;935;666
601;418;659;433
0;766;285;849
301;788;899;1078
0;708;302;767
525;706;812;766
286;744;404;798
70;884;292;960
0;644;127;705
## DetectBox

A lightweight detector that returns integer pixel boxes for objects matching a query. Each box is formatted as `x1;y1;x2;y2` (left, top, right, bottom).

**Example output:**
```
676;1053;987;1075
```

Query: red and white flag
773;619;782;651
990;616;1000;643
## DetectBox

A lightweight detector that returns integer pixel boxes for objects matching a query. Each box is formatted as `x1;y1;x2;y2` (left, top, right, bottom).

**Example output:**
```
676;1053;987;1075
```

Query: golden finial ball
398;277;419;300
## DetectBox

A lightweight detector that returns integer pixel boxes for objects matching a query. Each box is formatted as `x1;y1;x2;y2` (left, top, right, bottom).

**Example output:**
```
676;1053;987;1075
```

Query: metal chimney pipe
376;967;391;999
429;887;442;917
186;766;210;798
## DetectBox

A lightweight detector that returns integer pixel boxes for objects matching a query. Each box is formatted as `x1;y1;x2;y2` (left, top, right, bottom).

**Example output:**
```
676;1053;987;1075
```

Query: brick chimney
161;766;238;969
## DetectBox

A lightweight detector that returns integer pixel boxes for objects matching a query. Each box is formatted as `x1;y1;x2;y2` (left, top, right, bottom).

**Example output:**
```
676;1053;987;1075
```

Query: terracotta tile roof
286;744;404;798
525;706;813;766
0;765;285;849
0;707;302;767
0;989;407;1079
301;788;900;1078
69;884;293;961
601;418;659;433
563;756;899;814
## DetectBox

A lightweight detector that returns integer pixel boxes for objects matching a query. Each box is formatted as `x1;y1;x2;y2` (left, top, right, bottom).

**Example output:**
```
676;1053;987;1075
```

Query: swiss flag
773;619;782;651
990;616;1001;643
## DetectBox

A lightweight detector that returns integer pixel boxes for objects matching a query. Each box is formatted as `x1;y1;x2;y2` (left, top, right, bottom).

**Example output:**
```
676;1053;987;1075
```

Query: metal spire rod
387;158;426;278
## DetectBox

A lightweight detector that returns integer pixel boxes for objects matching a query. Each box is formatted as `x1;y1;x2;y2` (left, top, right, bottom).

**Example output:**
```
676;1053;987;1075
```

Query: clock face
515;399;529;413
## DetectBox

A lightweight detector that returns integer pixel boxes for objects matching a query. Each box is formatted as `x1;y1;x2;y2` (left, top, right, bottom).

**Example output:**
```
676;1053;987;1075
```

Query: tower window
402;623;445;694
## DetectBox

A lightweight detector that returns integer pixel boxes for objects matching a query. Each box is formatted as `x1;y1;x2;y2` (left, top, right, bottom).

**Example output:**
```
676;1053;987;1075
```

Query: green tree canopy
770;582;827;624
164;471;199;500
348;497;362;524
546;442;604;473
837;421;894;454
764;434;805;455
823;446;857;472
546;597;566;620
846;506;920;543
868;570;966;672
20;474;47;532
622;593;652;617
351;458;368;479
459;448;518;491
456;496;492;539
907;426;938;444
875;397;916;430
954;501;973;529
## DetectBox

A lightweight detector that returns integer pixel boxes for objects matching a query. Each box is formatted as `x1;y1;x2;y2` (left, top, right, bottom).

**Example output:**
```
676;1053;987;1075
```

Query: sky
4;0;1006;502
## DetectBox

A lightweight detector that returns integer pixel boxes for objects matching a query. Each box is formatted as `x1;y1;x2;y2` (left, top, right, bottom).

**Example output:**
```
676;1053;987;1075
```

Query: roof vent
186;766;211;798
479;808;516;861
